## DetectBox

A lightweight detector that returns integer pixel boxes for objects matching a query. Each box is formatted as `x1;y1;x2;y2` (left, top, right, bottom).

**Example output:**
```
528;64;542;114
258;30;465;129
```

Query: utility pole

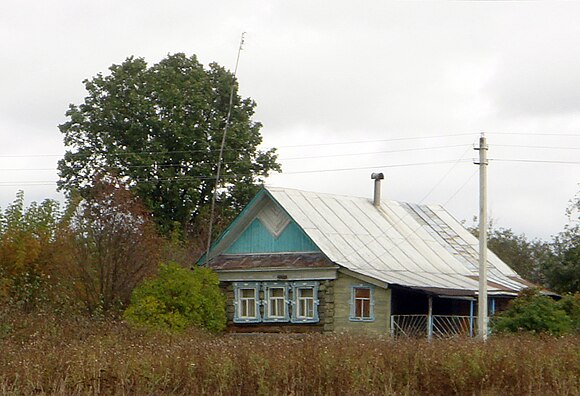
475;134;488;340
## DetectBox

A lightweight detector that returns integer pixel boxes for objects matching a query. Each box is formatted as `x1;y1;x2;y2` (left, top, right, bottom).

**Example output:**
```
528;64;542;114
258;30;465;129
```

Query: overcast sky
1;1;579;240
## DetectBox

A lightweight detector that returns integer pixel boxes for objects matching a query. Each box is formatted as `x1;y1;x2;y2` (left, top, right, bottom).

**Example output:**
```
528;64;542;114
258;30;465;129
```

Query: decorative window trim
291;281;320;323
262;282;290;322
349;285;375;322
233;282;261;323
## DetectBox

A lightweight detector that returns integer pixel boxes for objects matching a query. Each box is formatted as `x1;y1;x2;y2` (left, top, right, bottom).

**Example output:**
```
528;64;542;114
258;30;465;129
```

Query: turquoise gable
226;219;320;254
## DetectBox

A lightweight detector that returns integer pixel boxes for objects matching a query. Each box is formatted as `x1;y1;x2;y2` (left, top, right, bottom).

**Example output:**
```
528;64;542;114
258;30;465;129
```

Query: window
291;281;319;323
268;287;286;318
350;285;374;321
263;283;290;322
240;288;257;318
297;288;314;318
233;282;261;323
233;281;321;324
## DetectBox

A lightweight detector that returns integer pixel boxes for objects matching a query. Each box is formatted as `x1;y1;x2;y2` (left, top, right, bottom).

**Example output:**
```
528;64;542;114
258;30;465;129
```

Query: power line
283;159;472;174
329;164;480;271
0;144;472;171
490;158;580;165
3;132;579;159
273;133;477;148
488;132;579;137
3;155;580;186
0;133;478;159
417;146;472;203
444;169;478;206
281;144;470;160
494;144;580;150
0;159;470;186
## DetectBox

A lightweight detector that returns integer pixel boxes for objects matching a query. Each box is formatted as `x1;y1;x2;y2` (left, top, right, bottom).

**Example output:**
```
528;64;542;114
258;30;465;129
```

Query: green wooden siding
333;272;390;333
226;219;320;254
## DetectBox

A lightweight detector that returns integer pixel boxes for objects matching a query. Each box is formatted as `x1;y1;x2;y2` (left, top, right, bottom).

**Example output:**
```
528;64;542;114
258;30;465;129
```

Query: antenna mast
205;32;246;265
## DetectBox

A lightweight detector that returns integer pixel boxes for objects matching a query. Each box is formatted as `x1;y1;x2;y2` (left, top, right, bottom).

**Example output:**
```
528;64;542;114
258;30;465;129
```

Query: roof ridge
266;185;436;207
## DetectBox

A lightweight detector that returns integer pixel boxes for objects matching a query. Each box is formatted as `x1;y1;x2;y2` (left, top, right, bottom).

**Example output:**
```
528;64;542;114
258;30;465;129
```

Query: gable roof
206;186;531;296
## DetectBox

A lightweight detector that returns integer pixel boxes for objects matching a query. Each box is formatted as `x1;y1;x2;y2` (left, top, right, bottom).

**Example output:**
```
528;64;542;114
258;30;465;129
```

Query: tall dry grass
0;311;578;395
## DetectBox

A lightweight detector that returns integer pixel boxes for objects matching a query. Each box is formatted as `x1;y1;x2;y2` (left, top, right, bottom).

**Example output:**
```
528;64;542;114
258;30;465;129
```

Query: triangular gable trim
198;188;326;265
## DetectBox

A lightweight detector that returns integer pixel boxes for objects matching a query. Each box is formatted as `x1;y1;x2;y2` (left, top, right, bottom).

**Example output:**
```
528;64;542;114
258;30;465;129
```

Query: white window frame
291;281;320;323
233;282;261;323
263;282;290;322
349;285;375;322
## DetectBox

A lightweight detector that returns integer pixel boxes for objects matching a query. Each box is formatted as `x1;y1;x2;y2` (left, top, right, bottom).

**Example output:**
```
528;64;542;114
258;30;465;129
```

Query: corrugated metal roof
267;186;530;295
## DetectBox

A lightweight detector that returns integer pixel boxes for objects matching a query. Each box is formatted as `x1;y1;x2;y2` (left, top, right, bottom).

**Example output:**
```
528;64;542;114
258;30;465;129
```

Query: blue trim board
226;219;320;254
197;189;268;264
198;188;322;264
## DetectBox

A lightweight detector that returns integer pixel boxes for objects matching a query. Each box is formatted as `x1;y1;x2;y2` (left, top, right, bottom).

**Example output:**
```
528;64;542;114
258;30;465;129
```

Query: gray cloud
1;1;579;239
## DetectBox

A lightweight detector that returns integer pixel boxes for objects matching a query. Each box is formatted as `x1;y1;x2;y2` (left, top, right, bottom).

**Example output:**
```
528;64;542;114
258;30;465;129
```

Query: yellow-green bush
124;263;226;333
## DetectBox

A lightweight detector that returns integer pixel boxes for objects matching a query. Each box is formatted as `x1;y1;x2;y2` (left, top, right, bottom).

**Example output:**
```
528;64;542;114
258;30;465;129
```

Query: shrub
492;288;573;335
557;292;580;332
124;263;226;333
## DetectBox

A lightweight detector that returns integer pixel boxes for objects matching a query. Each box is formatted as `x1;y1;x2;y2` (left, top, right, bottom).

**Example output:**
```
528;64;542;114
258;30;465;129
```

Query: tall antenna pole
205;32;246;265
475;134;488;340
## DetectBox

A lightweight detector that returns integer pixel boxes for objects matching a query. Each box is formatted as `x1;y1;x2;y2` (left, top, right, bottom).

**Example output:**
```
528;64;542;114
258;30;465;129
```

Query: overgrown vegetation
492;288;579;335
0;311;578;395
0;187;212;318
124;262;226;333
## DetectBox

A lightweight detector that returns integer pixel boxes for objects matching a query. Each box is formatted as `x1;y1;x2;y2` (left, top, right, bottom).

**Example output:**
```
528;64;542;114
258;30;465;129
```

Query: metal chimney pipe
371;172;384;207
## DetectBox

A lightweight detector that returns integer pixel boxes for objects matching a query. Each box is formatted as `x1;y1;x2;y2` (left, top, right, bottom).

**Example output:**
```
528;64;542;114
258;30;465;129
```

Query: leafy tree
492;288;574;335
0;192;63;310
486;228;551;285
543;193;580;293
57;53;280;236
65;175;163;313
124;262;226;333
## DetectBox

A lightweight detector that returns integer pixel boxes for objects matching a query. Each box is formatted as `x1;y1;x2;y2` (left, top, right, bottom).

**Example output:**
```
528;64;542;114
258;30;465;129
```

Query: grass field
0;311;578;395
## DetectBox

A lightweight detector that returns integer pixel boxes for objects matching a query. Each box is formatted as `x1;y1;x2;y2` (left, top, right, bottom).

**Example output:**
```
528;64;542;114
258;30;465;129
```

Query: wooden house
200;182;533;336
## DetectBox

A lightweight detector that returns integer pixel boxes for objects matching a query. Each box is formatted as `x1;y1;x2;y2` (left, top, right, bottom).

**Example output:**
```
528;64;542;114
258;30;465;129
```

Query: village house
200;176;535;337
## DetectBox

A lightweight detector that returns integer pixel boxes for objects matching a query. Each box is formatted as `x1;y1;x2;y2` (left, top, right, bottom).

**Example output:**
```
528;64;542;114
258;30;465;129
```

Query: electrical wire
494;144;580;150
487;132;579;137
0;144;472;171
489;158;580;165
3;132;578;159
0;133;478;159
2;154;580;187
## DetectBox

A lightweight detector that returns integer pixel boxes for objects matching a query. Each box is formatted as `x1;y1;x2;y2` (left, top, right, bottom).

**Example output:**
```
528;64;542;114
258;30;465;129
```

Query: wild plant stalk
1;312;578;395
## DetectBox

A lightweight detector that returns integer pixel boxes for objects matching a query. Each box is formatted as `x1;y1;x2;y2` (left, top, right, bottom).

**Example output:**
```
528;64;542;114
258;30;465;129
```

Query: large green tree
543;193;580;293
58;53;280;235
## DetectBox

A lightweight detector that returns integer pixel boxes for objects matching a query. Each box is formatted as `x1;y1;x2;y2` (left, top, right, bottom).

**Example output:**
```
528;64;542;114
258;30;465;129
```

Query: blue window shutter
263;282;290;323
349;284;375;322
233;282;261;323
291;281;320;323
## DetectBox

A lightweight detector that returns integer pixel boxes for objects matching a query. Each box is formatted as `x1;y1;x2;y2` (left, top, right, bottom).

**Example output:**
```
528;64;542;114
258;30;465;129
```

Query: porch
389;286;505;339
390;314;487;338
